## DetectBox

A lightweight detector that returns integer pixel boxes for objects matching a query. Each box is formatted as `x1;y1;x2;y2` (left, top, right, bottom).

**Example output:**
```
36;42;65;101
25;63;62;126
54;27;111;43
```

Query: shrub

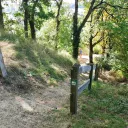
93;45;102;54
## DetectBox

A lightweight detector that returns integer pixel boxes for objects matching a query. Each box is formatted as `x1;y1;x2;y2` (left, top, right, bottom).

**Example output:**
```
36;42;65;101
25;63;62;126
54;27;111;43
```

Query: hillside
0;38;128;128
0;39;74;128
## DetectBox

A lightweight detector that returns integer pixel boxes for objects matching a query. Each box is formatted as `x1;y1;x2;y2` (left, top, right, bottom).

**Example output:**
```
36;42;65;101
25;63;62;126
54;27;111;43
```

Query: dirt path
0;79;70;128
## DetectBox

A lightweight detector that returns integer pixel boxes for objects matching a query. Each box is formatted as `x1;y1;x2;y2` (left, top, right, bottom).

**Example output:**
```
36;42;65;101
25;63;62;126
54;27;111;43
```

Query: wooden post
70;63;79;114
88;63;93;90
94;64;99;81
0;49;7;77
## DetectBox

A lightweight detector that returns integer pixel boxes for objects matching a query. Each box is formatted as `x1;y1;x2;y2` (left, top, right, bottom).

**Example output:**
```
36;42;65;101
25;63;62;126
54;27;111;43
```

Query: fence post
0;49;7;77
70;63;79;114
88;63;93;90
94;64;99;81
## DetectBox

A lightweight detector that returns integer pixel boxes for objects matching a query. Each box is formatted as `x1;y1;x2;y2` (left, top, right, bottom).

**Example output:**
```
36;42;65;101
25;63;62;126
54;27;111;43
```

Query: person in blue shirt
79;48;82;58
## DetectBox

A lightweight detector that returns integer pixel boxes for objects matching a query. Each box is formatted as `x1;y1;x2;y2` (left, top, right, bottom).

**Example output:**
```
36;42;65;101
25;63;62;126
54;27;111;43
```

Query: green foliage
93;45;102;54
38;4;73;53
58;17;72;53
95;56;111;71
0;33;19;42
100;12;128;77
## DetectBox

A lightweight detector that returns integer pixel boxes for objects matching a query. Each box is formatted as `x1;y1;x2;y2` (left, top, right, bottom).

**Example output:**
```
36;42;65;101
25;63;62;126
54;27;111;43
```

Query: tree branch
102;1;128;9
98;7;115;19
92;32;99;38
78;0;96;34
54;0;59;7
92;0;103;10
92;36;103;47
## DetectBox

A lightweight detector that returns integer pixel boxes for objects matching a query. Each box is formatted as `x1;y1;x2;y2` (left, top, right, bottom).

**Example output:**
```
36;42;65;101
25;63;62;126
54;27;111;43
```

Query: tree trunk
55;19;60;50
72;0;79;59
73;32;80;59
72;0;96;59
29;0;38;40
0;0;4;32
29;16;36;39
89;35;93;63
55;0;63;50
23;0;29;38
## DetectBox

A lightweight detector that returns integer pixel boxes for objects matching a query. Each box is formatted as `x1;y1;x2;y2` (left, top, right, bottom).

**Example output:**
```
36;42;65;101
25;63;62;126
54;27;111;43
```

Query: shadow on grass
72;81;128;128
14;39;73;82
0;34;74;93
3;65;47;94
0;33;20;43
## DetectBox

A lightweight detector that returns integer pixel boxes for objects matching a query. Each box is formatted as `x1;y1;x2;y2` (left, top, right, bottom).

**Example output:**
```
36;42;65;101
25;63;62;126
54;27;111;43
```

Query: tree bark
29;0;38;40
55;0;63;50
89;35;93;63
29;17;35;39
72;0;96;59
23;0;29;38
0;0;4;32
72;0;79;59
73;32;80;59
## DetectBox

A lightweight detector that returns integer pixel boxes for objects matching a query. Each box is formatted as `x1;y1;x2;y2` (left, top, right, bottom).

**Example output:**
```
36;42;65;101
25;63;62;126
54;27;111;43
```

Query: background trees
0;0;128;78
0;0;4;33
22;0;52;39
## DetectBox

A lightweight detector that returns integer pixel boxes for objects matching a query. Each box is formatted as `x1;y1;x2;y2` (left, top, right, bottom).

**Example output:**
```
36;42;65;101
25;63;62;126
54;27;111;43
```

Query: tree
23;0;29;38
29;0;39;39
72;0;128;59
0;0;4;32
88;10;104;63
55;0;63;50
72;0;103;59
22;0;52;39
38;4;72;52
96;0;128;76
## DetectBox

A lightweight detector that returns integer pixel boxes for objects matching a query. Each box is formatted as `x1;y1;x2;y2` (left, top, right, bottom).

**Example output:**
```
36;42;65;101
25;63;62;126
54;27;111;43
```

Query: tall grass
71;82;128;128
0;34;75;86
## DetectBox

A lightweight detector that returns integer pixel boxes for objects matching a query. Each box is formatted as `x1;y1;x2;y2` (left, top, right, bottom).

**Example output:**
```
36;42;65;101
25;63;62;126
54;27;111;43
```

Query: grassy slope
0;34;74;89
72;82;128;128
55;81;128;128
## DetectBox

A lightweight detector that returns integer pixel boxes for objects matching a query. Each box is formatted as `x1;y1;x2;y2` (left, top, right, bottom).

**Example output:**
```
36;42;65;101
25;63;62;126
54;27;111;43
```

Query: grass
15;38;74;80
70;82;128;128
52;81;128;128
0;34;75;87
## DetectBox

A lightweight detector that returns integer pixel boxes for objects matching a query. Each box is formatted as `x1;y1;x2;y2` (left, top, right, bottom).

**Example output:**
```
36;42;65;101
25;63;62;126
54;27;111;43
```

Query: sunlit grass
0;34;75;87
52;81;128;128
70;82;128;128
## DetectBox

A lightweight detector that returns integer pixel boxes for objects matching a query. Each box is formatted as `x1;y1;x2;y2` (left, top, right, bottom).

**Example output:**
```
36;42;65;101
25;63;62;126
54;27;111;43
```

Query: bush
95;56;111;71
93;45;102;54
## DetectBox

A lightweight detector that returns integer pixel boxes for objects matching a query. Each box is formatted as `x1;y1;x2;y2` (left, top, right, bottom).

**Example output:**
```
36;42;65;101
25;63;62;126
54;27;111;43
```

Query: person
79;48;82;58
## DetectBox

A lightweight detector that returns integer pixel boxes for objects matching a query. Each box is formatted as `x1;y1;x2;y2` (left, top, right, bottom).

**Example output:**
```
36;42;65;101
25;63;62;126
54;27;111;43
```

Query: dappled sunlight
50;64;67;74
15;96;34;112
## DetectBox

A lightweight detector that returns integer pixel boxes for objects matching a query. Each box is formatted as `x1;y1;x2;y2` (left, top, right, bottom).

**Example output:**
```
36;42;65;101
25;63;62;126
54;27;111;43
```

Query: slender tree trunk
72;0;79;59
23;0;29;38
55;19;60;50
55;0;63;50
0;0;4;32
29;15;36;39
72;0;96;59
89;35;93;63
29;0;38;40
73;32;80;59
